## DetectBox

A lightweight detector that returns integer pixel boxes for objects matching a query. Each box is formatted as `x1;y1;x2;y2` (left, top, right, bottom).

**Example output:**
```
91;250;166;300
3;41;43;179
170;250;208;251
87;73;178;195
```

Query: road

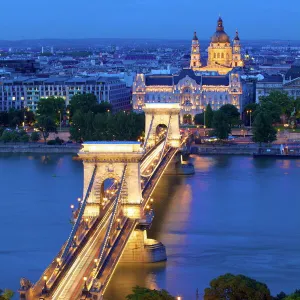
51;209;113;299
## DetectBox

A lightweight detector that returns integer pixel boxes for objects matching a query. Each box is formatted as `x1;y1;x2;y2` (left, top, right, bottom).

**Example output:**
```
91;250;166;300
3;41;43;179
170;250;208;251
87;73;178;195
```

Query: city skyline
1;0;300;40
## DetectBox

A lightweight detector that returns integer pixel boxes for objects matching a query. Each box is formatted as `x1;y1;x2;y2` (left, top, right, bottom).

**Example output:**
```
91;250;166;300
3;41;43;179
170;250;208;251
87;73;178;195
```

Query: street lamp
247;110;252;128
42;275;48;294
58;110;62;132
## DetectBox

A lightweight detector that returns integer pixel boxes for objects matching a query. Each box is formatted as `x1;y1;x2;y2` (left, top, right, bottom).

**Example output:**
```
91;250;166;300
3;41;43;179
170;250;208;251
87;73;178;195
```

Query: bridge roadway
87;147;178;298
30;142;177;299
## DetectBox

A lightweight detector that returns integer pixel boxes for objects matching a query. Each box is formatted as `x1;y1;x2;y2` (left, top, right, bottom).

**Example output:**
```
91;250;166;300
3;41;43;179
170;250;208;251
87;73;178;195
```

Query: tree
36;97;65;124
219;104;240;127
30;131;40;142
204;273;272;300
194;113;204;125
259;91;294;122
68;93;98;116
0;289;14;300
126;286;175;300
252;111;277;145
212;110;231;139
35;116;57;143
205;104;214;128
183;114;192;124
0;130;12;143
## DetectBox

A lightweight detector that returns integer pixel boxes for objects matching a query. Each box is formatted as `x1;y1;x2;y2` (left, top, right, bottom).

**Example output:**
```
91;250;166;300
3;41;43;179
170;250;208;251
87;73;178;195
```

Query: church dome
211;17;230;43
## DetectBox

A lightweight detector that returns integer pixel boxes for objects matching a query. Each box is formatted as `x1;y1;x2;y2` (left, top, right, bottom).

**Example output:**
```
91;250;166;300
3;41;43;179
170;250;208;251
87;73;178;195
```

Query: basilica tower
190;31;202;70
232;30;244;67
207;17;233;70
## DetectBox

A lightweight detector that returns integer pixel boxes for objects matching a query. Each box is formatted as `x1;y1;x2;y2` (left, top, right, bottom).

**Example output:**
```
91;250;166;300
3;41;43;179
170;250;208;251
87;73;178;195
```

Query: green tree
204;273;272;300
205;104;214;128
30;131;40;142
36;97;65;124
68;93;98;116
35;115;57;143
194;113;204;125
252;111;277;145
126;286;175;300
0;130;12;143
212;110;231;139
0;289;14;300
92;102;113;114
219;104;240;127
259;91;293;121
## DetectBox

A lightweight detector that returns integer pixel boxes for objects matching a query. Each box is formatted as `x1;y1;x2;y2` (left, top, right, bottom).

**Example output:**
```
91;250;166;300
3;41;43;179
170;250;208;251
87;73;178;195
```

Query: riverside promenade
0;143;81;153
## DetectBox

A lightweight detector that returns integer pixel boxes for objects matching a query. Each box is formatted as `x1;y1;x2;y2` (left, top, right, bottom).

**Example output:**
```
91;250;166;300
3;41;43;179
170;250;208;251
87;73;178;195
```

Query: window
221;53;224;59
217;53;220;59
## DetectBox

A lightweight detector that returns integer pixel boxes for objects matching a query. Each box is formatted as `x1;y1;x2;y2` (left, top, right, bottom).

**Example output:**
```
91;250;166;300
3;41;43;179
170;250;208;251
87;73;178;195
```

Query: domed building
192;17;244;74
132;16;244;122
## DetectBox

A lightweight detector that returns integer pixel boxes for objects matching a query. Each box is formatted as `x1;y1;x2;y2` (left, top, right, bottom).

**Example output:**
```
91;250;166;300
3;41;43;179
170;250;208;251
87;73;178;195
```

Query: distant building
133;17;244;120
0;59;40;74
191;17;244;74
256;60;300;102
0;76;131;112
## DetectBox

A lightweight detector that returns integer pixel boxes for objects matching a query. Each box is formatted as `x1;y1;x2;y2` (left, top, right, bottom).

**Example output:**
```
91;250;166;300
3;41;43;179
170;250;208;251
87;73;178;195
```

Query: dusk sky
2;0;300;40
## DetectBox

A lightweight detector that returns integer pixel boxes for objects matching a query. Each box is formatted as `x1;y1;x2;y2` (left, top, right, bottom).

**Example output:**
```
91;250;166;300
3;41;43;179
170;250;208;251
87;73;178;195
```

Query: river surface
0;154;300;299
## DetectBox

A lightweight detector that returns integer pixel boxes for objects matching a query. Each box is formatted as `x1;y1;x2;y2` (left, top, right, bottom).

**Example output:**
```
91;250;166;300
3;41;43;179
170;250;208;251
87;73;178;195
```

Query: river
0;154;299;299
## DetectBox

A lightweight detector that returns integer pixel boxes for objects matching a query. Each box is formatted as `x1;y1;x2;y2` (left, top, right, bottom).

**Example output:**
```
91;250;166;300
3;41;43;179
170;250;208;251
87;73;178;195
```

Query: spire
193;31;198;41
234;29;240;41
217;16;224;31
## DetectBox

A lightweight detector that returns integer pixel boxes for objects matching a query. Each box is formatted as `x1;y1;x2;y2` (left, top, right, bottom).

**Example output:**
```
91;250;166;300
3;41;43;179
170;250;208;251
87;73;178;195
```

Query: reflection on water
105;155;300;300
1;154;300;300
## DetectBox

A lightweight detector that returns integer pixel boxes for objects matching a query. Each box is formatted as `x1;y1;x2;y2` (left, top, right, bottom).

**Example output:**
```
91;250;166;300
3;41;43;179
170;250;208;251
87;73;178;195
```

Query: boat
253;145;300;158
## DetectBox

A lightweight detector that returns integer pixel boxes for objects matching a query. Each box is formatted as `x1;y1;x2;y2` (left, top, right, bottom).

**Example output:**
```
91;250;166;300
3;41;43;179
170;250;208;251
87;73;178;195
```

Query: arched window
214;53;216;59
221;53;224;59
194;62;196;67
226;53;229;59
217;53;220;59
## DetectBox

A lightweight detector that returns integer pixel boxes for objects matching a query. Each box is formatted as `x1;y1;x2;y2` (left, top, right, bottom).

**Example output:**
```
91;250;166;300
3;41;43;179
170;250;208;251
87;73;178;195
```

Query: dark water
0;154;300;299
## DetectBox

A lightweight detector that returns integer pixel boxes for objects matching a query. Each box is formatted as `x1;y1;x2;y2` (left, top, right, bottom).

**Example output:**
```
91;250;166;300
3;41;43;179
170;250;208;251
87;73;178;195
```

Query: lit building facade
133;17;244;121
133;68;242;121
0;76;131;112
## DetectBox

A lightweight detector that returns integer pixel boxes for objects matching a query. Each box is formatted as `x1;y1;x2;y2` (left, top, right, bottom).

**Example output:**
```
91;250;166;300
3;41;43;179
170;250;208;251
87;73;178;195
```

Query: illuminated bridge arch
144;103;181;148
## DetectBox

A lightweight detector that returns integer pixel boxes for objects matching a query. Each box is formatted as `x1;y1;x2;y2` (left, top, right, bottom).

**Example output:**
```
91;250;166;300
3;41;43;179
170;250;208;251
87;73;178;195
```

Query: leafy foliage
0;289;14;300
30;131;40;142
252;111;277;144
194;113;204;125
204;273;272;300
35;115;57;143
212;110;231;139
70;111;145;142
126;286;175;300
219;104;240;127
36;96;65;123
205;104;214;128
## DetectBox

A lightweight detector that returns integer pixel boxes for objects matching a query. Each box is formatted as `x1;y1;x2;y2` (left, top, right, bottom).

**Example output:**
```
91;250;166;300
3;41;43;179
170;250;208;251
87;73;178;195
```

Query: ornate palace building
133;17;244;121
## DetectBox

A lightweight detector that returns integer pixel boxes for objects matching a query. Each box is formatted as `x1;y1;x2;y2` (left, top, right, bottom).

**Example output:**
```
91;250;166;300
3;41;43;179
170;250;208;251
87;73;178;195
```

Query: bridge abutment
120;228;166;263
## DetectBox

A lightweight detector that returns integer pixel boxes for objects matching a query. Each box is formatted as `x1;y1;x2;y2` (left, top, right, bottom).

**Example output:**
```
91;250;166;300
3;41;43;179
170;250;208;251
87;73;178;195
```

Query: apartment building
0;76;131;112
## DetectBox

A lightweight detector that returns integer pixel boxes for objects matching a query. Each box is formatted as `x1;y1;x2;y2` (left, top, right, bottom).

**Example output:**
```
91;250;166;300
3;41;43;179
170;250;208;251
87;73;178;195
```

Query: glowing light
43;275;47;281
70;204;74;209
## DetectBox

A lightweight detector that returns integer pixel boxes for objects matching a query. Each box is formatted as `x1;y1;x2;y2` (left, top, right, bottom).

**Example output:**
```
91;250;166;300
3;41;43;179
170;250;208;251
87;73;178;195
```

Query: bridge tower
144;103;181;148
79;142;144;219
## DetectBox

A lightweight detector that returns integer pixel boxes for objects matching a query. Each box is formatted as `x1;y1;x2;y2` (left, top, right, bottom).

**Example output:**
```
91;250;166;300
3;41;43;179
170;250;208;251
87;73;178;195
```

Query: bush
0;130;13;143
20;134;30;143
47;140;56;145
30;132;40;142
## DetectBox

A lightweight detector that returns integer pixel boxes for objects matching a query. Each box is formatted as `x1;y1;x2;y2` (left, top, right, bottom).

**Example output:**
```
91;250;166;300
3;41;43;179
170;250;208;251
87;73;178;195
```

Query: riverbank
191;144;258;155
0;143;81;153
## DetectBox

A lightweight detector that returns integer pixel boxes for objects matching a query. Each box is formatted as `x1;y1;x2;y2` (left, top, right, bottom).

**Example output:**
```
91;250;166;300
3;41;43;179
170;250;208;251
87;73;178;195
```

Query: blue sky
1;0;300;40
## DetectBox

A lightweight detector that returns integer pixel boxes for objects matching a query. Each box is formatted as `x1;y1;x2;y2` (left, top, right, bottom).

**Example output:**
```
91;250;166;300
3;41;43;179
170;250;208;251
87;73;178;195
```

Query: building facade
133;68;242;121
133;17;244;121
0;76;131;112
256;61;300;102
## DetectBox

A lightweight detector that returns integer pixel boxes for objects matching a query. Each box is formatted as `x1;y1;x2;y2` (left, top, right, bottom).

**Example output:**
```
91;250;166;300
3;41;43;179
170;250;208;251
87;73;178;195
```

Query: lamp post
58;110;62;132
247;110;252;128
42;276;48;294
